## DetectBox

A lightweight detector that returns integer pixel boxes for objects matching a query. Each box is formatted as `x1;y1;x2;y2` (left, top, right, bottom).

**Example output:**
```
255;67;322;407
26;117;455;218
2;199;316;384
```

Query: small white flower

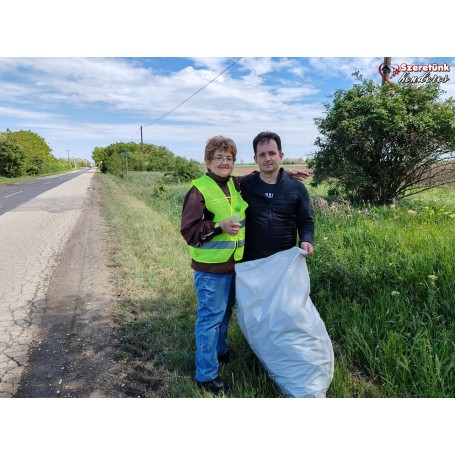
427;275;438;281
391;291;400;296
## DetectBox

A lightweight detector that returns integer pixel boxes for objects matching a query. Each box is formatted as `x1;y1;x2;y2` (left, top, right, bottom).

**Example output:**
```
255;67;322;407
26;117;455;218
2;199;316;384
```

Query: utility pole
382;57;392;85
140;125;144;153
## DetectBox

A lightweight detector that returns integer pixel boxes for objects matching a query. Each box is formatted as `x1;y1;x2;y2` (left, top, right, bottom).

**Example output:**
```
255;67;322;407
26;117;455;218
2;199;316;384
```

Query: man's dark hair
252;131;282;155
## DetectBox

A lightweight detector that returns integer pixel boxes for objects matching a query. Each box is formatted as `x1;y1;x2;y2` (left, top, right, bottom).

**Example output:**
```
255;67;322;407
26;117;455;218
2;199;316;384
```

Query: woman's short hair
205;136;237;162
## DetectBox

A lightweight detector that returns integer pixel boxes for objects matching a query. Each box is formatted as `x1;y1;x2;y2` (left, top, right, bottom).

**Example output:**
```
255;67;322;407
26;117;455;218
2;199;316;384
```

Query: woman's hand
219;218;241;236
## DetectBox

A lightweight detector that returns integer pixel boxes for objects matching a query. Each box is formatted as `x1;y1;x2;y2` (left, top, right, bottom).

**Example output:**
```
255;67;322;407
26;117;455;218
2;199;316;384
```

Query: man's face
254;139;283;174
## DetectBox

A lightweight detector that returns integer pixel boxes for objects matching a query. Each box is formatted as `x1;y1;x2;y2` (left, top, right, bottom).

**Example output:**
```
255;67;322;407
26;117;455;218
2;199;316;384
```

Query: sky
2;56;454;164
1;2;454;165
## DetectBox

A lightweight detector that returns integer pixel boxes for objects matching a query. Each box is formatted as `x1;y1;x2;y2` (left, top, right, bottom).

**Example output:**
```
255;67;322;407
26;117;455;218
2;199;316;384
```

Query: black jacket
240;168;314;261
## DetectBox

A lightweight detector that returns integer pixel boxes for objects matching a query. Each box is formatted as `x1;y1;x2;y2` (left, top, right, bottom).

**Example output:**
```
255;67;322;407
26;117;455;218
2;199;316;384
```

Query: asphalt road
0;170;89;216
0;169;100;397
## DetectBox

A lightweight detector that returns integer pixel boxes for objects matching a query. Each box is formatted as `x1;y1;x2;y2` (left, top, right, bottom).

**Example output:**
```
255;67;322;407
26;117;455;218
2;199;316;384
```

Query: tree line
94;77;455;206
3;76;454;204
92;141;203;181
0;130;89;178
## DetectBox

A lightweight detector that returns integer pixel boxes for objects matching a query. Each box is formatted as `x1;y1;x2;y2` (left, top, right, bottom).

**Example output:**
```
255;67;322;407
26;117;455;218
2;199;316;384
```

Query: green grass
307;188;455;397
99;172;283;397
98;171;455;397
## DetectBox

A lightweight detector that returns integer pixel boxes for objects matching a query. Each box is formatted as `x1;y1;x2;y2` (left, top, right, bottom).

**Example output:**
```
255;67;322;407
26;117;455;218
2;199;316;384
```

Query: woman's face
206;148;234;178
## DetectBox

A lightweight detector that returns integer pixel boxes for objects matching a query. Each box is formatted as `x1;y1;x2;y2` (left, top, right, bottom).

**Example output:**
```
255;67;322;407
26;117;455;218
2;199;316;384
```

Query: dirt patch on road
15;174;154;398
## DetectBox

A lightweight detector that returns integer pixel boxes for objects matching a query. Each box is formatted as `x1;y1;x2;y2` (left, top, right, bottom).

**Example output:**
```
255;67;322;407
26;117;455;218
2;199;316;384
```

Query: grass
308;190;455;397
98;172;283;397
98;171;455;397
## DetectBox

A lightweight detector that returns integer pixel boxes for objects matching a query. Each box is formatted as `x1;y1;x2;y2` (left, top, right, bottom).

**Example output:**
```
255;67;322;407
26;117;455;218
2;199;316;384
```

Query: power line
142;57;242;128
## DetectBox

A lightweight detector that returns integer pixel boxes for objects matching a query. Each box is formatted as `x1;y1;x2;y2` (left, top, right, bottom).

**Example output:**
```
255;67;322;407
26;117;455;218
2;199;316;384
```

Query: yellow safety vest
189;174;248;263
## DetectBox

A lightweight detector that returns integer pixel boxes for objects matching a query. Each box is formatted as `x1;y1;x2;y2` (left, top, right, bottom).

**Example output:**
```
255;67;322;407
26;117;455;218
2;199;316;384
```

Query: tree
92;146;109;172
167;156;203;181
146;144;176;172
312;76;455;204
5;130;54;175
0;140;26;177
92;141;202;181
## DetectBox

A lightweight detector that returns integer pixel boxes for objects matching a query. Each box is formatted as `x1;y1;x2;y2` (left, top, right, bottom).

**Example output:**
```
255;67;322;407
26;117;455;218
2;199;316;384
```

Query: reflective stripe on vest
189;175;248;263
197;239;246;249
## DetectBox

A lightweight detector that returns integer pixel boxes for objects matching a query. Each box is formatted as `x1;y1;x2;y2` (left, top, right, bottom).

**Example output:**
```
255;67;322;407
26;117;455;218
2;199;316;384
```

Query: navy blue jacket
240;168;314;261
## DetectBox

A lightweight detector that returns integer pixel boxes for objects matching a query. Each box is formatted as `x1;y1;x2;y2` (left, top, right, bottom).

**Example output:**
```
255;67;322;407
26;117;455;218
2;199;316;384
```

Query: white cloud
2;56;454;162
0;106;61;120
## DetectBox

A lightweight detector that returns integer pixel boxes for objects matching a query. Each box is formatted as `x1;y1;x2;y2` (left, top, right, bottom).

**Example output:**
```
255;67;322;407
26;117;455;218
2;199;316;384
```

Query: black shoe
218;349;235;365
196;377;230;395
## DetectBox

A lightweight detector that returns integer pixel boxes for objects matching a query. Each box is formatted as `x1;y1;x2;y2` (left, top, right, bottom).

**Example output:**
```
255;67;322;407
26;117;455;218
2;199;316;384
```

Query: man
240;131;314;261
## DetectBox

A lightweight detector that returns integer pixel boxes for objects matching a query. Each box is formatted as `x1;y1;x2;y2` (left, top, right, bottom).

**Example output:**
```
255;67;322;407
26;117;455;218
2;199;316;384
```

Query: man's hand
300;241;314;257
286;168;311;180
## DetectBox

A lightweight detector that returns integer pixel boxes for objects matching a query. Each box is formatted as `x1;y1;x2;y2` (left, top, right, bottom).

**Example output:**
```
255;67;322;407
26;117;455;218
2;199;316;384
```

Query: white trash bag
235;247;334;398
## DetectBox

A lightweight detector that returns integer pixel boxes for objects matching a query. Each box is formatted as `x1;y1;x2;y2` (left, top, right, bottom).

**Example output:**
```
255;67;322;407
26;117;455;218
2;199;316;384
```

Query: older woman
180;136;248;395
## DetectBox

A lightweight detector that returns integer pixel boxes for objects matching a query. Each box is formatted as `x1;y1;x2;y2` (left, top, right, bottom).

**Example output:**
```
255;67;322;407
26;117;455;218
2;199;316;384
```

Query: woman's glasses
213;155;233;163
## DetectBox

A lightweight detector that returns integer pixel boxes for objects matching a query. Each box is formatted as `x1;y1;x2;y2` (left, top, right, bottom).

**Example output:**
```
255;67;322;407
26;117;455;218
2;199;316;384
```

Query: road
0;170;88;215
0;169;124;397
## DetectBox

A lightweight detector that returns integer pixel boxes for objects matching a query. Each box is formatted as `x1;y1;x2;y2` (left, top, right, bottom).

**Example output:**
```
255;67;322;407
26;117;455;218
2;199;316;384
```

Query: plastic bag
235;247;334;397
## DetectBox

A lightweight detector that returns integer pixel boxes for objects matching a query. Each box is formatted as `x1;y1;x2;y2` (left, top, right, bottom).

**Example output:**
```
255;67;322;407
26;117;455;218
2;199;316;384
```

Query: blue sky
2;56;454;164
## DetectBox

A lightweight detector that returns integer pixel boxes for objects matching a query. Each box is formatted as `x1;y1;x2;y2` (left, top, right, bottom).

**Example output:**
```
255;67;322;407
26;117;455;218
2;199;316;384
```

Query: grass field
98;170;455;397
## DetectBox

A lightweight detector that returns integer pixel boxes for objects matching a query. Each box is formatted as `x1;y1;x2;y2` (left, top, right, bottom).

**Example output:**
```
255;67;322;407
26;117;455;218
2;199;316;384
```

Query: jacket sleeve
231;175;245;192
180;186;222;247
296;183;314;245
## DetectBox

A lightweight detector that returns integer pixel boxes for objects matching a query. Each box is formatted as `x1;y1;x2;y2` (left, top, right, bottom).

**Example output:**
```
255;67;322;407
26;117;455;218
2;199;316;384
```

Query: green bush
152;182;169;198
313;76;455;205
165;157;203;182
0;140;26;177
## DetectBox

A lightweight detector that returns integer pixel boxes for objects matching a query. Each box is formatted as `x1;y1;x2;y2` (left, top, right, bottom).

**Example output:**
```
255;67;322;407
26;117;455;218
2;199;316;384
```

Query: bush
165;157;203;182
152;182;169;198
0;141;26;177
312;75;455;205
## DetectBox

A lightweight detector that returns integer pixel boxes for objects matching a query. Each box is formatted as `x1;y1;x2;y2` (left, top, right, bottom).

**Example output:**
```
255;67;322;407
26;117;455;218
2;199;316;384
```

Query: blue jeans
193;271;235;382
